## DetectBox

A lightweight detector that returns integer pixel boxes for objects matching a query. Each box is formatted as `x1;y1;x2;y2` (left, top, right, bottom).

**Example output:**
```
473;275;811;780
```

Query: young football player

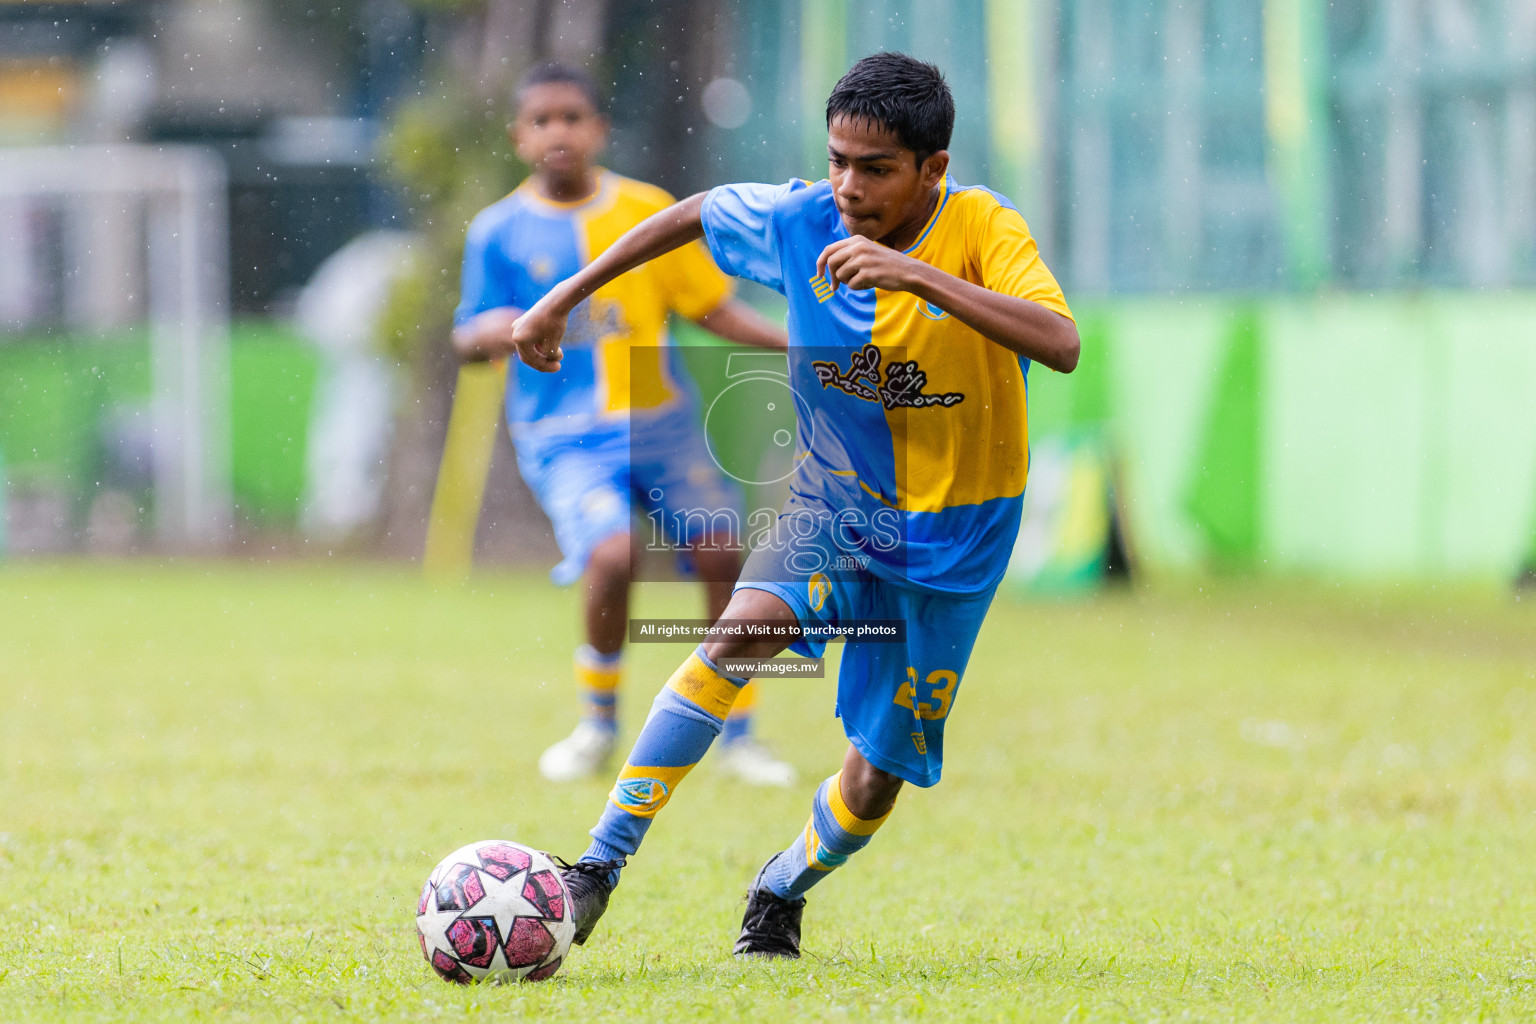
454;61;796;787
511;52;1079;957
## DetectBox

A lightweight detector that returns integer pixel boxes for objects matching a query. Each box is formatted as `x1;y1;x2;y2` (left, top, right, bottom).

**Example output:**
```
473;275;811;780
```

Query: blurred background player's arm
648;197;787;352
692;299;786;351
452;306;524;363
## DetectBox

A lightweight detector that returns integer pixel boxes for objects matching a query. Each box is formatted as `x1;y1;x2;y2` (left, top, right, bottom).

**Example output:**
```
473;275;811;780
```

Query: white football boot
537;720;617;782
716;738;798;787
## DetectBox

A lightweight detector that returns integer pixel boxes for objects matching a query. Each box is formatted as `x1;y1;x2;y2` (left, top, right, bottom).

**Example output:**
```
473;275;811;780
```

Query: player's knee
585;534;633;589
700;586;795;662
689;544;741;585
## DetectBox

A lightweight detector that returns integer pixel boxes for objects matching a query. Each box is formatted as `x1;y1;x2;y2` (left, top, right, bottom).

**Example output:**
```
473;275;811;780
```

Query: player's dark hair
516;60;606;114
826;52;954;164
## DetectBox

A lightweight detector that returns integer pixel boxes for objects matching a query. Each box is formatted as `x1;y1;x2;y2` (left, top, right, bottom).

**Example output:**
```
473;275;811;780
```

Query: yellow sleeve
974;204;1074;322
653;237;735;320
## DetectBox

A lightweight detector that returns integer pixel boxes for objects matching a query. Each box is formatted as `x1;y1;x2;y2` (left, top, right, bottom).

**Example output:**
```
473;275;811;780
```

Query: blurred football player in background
453;62;796;787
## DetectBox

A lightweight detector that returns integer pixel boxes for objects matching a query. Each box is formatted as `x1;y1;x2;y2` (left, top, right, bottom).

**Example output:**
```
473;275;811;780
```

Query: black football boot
734;855;805;959
557;857;625;945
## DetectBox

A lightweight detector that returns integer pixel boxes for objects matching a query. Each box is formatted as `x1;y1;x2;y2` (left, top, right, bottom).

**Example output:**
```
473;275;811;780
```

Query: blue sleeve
454;214;517;326
700;180;802;295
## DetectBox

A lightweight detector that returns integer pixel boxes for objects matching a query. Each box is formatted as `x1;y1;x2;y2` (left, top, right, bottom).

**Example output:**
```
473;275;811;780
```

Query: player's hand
816;236;921;293
510;301;567;373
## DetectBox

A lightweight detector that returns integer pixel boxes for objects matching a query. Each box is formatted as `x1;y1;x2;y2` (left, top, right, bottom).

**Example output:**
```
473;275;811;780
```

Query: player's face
511;83;607;181
826;115;948;247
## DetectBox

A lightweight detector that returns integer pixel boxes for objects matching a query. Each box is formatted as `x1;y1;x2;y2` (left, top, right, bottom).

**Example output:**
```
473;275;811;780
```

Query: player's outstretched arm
452;307;524;363
692;300;788;351
817;237;1081;373
512;192;710;372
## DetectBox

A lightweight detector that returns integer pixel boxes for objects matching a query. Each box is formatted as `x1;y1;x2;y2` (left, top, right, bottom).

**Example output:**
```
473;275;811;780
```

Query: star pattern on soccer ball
462;865;543;943
417;898;463;960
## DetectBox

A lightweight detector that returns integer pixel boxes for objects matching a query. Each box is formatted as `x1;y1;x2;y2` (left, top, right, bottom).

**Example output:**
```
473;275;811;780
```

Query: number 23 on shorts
893;667;959;721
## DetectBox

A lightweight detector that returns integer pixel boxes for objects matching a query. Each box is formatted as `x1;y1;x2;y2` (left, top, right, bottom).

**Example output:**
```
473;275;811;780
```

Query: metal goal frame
0;144;231;549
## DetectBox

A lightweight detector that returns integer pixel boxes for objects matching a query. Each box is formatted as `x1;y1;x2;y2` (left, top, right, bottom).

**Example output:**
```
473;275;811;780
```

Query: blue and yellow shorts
513;406;742;585
735;503;998;788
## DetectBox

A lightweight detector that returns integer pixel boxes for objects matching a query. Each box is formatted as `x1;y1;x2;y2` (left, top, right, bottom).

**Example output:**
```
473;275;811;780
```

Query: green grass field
2;563;1534;1021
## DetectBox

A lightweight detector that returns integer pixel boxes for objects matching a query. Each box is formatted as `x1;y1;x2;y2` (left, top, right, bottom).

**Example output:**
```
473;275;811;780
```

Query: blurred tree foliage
378;87;524;364
376;0;711;369
370;0;569;553
377;0;536;362
255;0;531;370
362;0;715;553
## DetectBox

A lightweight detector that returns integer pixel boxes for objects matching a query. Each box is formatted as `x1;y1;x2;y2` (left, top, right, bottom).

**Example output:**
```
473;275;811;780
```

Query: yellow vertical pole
801;0;848;176
985;0;1042;213
422;359;508;579
1264;0;1331;286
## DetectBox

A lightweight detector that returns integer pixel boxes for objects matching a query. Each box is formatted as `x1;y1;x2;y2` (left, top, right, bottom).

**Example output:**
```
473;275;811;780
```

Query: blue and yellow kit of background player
456;170;742;583
700;175;1073;787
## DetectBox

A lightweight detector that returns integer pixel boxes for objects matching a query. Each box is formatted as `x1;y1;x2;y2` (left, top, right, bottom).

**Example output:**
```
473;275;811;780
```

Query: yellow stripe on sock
575;660;622;694
607;763;694;819
827;771;894;836
803;819;836;872
726;680;759;718
665;653;742;721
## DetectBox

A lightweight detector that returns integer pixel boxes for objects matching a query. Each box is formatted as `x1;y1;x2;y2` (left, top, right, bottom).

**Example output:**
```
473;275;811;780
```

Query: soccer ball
415;840;575;983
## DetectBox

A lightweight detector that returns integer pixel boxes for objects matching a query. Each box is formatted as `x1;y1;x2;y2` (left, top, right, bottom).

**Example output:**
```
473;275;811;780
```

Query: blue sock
580;646;746;887
720;680;758;745
721;715;749;745
575;645;623;731
759;771;894;899
578;838;630;887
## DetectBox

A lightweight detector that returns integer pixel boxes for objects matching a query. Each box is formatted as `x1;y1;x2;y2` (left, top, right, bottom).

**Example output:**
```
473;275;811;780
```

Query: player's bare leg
562;586;795;943
582;532;635;655
691;543;797;787
836;744;903;818
539;532;636;782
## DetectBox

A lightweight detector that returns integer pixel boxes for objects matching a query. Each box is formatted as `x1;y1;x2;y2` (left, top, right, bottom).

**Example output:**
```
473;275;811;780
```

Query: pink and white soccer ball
416;840;574;983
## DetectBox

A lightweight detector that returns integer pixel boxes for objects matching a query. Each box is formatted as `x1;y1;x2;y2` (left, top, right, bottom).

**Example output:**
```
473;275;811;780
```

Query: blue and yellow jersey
700;175;1073;594
456;170;733;432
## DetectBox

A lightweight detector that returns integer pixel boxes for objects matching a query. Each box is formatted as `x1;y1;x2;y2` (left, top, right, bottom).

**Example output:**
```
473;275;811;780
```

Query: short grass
2;562;1535;1022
